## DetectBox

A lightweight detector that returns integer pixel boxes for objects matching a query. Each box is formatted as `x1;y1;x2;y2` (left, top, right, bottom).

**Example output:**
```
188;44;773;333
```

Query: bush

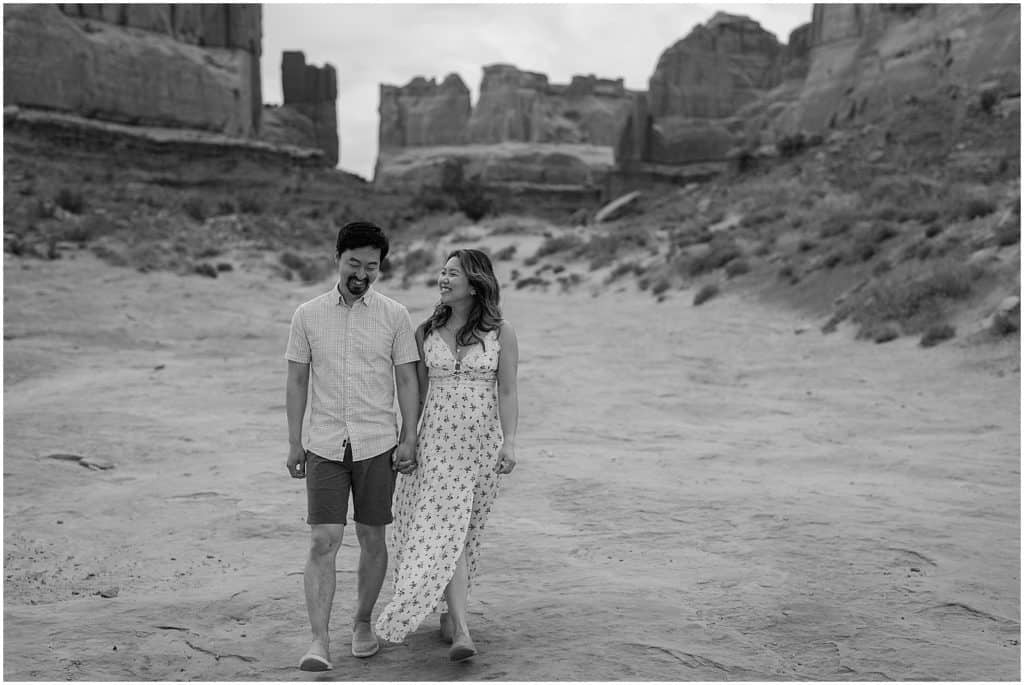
650;277;671;296
994;218;1020;246
693;283;720;306
55;187;86;215
515;276;550;290
689;239;742;276
402;247;436;277
238;194;266;213
534;234;584;260
920;323;956;347
183;196;206;222
493;245;517;261
853;262;978;334
454;176;492;222
724;259;750;278
823;252;843;269
776;133;807;158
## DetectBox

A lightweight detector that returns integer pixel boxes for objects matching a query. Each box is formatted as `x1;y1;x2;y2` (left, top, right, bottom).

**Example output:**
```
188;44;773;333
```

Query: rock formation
616;12;797;172
793;3;1020;133
615;3;1020;186
4;4;262;136
379;74;472;149
375;64;634;194
467;64;633;145
260;51;339;166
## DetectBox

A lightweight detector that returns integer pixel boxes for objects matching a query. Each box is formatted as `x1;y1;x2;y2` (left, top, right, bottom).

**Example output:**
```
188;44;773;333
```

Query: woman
375;248;519;661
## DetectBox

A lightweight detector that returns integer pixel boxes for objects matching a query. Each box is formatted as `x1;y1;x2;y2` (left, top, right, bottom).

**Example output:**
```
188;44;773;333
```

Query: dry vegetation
4;83;1020;350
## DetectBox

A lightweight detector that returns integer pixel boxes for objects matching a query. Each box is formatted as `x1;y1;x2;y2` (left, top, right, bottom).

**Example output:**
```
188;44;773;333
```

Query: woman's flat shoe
449;641;477;662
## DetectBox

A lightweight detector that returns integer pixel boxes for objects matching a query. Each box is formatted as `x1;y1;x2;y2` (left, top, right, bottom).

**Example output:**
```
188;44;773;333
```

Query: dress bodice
425;328;500;384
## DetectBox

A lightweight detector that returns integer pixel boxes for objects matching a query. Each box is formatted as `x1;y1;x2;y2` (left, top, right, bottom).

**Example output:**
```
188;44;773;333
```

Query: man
284;221;420;671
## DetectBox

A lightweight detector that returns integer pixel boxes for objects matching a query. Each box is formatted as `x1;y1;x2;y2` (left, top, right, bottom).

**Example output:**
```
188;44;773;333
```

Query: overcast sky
260;3;812;180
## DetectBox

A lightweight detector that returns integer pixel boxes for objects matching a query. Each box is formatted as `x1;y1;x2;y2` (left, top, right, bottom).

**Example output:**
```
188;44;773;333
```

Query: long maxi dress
375;328;504;642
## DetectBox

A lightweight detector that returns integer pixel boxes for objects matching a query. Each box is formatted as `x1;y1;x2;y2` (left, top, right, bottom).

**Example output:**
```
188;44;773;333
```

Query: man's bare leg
303;523;345;664
352;523;388;654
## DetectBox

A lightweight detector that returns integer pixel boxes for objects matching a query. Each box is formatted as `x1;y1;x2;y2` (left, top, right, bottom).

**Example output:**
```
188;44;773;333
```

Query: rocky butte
613;3;1020;193
3;3;339;165
374;63;637;199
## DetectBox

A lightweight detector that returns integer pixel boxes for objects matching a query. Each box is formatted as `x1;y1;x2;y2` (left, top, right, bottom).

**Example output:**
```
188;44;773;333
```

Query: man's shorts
305;444;397;526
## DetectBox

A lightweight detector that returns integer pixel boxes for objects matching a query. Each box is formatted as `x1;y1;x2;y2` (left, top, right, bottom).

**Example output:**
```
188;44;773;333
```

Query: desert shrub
534;234;584;260
55;187;86;215
183;195;206;222
994;218;1020;246
818;212;855;238
979;89;998;114
754;241;773;257
193;263;219;278
515;276;550;290
870;322;901;344
216;198;237;215
778;264;799;284
239;195;266;215
493;245;517;261
823;252;843;269
216;262;233;272
455;177;492;222
693;283;720;306
607;261;643;282
961;196;997;220
776;133;807;157
413;187;452;214
34;199;56;219
689;239;742;276
60;215;111;245
551;264;566;274
402;247;436;276
853;261;978;334
650;277;671;296
797;238;817;253
725;259;751;278
920;323;956;347
924;223;944;238
872;259;893;276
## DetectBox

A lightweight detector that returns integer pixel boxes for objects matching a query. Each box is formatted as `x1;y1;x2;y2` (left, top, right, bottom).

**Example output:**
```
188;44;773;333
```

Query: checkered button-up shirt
285;285;420;462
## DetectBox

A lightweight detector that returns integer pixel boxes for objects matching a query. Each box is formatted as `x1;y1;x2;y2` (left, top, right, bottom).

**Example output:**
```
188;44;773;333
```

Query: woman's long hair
421;249;503;350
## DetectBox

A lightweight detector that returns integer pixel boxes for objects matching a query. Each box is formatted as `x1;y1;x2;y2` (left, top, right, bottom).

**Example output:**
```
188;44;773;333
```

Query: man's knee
309;524;344;557
355;523;387;555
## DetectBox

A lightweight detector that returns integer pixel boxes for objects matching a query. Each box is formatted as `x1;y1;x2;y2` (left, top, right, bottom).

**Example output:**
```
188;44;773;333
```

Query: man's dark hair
336;221;389;262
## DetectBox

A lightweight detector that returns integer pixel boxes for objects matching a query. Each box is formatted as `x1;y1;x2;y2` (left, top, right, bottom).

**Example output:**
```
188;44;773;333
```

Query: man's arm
286;360;310;478
393;361;420;473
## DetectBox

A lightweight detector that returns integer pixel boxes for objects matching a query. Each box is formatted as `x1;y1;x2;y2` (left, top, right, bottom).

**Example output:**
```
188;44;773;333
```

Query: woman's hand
494;442;516;474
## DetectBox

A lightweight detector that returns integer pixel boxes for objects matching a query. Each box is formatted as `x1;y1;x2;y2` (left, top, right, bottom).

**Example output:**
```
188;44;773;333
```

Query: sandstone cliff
4;4;262;136
616;12;797;171
260;52;339;166
794;3;1020;133
375;64;634;193
379;74;472;149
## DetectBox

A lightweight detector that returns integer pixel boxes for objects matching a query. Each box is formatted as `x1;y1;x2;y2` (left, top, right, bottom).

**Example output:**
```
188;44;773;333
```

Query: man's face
337;246;382;299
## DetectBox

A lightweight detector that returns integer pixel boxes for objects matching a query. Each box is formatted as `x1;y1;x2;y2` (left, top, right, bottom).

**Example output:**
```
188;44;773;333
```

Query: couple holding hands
284;221;519;670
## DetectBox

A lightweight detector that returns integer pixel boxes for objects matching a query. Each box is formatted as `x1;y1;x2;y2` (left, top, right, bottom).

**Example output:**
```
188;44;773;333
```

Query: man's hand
286;444;307;478
393;438;418;474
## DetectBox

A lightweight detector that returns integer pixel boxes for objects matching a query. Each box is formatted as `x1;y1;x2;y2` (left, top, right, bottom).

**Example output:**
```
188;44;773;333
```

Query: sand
3;251;1020;681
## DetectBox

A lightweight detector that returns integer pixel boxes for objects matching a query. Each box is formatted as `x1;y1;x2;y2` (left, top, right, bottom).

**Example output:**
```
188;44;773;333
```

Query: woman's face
438;256;473;305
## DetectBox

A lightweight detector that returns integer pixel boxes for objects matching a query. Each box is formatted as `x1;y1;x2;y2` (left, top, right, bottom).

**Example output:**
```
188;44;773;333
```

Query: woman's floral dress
375;328;504;643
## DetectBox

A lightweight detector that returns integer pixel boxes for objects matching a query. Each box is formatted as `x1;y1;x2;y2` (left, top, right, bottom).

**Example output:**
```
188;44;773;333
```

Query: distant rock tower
281;51;339;166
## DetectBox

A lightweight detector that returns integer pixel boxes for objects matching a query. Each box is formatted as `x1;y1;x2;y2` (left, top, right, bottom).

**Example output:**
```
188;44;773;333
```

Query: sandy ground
3;250;1020;681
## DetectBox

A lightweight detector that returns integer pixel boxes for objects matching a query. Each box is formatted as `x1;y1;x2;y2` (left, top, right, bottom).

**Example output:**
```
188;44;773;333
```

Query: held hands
494;442;516;474
286;444;306;479
393;438;418;474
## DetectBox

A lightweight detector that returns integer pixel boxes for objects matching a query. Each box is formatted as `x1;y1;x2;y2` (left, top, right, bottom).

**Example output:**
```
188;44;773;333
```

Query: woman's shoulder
495;320;516;340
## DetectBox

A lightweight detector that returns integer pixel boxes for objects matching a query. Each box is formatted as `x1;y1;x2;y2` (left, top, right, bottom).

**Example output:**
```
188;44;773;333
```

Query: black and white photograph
2;1;1021;681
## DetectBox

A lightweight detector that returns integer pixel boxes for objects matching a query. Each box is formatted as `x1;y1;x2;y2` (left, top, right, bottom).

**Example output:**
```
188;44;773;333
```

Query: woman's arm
495;321;519;473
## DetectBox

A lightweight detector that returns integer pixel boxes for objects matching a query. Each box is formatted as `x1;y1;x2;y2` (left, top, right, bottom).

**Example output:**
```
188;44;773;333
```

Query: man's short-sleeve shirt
285;286;420;462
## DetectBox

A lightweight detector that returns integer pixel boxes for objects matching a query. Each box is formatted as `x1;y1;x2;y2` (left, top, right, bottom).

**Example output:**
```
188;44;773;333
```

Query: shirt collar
334;283;374;307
